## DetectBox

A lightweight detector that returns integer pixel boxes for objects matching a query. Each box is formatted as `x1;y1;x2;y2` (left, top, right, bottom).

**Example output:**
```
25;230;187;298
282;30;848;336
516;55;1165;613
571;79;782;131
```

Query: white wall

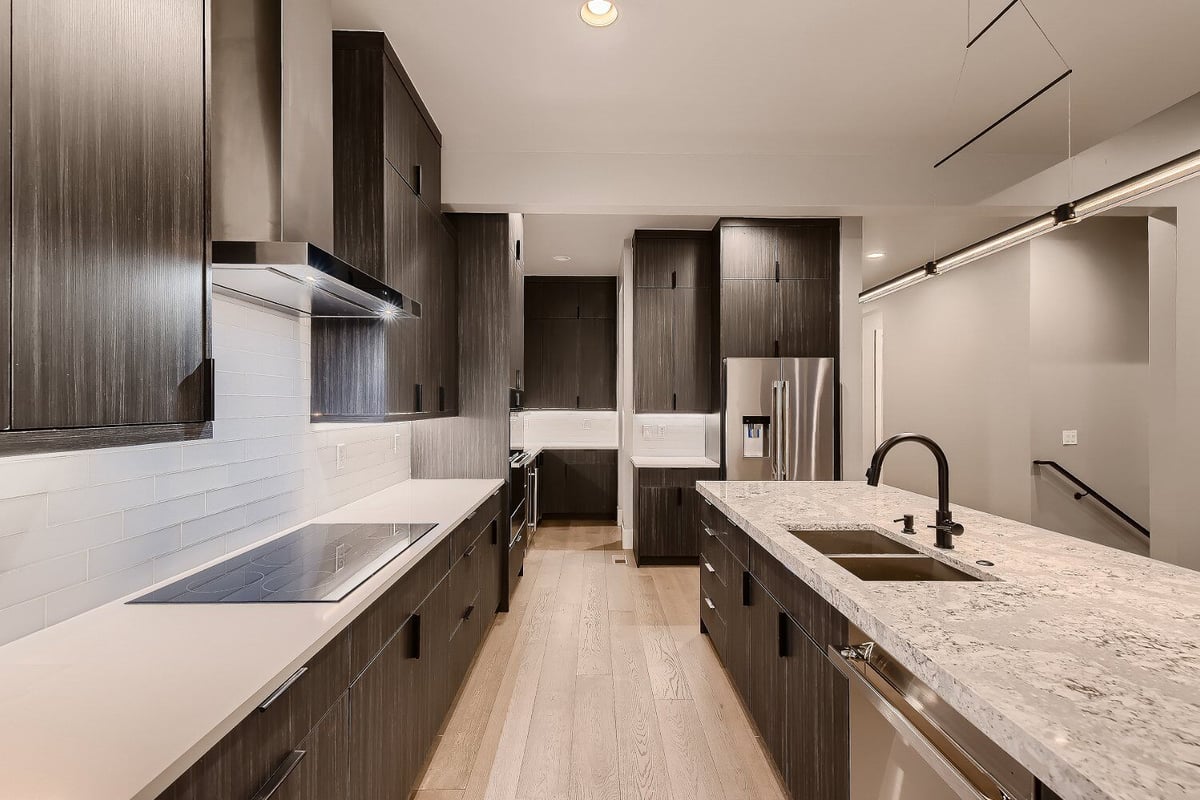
0;295;411;646
1029;219;1150;553
987;93;1200;569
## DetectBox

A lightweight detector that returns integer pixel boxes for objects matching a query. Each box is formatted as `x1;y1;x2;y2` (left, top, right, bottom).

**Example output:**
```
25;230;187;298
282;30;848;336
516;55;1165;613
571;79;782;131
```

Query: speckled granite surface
696;480;1200;800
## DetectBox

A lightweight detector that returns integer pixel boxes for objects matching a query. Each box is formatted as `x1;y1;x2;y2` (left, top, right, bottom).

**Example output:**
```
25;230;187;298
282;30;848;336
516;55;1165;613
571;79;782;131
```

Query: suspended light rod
859;145;1200;304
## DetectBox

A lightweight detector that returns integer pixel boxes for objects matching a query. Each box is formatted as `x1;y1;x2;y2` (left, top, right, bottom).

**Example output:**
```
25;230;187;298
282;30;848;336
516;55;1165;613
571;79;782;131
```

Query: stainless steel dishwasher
830;624;1037;800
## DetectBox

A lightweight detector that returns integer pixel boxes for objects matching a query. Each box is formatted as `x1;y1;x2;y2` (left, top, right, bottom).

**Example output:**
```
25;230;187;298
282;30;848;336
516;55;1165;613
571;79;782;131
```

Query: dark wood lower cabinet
157;498;504;800
701;494;850;800
634;467;720;564
539;450;618;518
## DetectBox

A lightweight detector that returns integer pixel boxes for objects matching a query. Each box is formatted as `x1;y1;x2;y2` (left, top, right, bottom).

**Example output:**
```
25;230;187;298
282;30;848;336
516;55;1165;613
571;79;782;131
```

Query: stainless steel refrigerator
722;357;836;481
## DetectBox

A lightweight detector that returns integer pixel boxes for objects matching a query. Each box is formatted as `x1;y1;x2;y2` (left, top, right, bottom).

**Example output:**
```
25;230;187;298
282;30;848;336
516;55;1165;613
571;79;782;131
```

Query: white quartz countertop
0;478;504;800
517;442;620;457
630;455;720;469
696;480;1200;800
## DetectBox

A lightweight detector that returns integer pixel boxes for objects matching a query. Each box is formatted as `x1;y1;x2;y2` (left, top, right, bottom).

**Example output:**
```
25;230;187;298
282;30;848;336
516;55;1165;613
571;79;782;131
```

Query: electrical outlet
642;425;652;439
393;433;403;454
657;425;667;439
1062;430;1078;446
336;443;346;470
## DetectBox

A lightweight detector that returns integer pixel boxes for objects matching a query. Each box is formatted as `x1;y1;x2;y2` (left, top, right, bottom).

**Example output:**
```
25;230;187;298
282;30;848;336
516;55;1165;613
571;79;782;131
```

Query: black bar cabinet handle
742;571;752;607
777;611;789;658
408;614;422;660
251;750;306;800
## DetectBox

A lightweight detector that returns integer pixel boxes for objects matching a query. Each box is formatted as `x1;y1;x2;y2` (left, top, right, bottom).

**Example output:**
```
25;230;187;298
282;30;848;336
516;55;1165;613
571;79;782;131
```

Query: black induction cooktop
129;522;437;604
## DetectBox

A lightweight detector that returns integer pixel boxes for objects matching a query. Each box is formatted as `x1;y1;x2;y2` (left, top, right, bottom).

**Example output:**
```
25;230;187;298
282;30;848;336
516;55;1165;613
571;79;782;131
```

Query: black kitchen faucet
866;433;964;549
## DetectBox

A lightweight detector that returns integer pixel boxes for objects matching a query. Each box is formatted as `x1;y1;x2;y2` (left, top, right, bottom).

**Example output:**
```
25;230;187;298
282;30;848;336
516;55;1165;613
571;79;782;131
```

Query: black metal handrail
1032;461;1150;539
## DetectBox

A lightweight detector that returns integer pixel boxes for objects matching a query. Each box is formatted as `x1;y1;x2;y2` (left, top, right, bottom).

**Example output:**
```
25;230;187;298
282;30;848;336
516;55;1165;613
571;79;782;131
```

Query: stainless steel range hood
210;0;419;319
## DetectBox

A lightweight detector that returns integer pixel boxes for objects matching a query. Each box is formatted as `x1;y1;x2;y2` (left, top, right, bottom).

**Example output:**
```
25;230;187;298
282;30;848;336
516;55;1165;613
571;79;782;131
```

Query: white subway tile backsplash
155;465;230;501
0;554;88;611
0;295;413;646
0;454;90;500
47;479;156;527
0;495;48;537
124;494;207;539
0;514;124;572
88;525;182;579
44;562;155;626
0;599;44;644
90;444;182;483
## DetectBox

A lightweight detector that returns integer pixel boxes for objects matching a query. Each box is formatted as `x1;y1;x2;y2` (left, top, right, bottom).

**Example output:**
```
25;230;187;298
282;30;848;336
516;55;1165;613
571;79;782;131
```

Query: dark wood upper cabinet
716;219;840;361
633;287;673;412
317;30;454;421
523;277;616;409
7;0;209;434
720;279;778;359
632;231;716;412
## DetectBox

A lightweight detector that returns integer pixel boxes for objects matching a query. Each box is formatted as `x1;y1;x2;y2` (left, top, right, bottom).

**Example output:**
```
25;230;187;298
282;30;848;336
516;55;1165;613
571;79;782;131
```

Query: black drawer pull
742;570;752;607
258;666;307;712
463;604;475;621
251;750;306;800
408;614;422;660
778;611;789;658
414;163;424;195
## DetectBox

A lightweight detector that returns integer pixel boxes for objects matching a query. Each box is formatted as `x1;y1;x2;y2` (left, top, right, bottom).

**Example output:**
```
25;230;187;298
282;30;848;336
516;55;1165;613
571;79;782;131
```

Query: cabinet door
671;235;713;289
276;696;350;800
783;617;850;800
383;61;418;188
526;279;580;318
633;236;678;288
509;237;524;390
11;0;207;429
778;279;836;358
724;560;752;706
748;578;787;771
578;317;617;409
440;222;459;412
538;451;567;515
350;613;424;800
635;486;673;561
777;222;837;280
416;202;441;412
578;280;617;318
720;226;776;279
634;287;674;412
415;118;441;212
545;318;582;408
384;168;420;415
720;279;778;359
565;453;618;517
673;287;713;412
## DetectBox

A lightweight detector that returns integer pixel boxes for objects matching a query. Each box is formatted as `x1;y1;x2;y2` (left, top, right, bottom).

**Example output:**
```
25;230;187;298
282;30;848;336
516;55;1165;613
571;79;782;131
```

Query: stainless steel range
129;522;437;604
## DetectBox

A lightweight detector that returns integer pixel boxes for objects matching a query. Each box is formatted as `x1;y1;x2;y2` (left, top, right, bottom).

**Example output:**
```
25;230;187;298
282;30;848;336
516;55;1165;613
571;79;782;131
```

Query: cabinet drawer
349;537;450;678
699;571;726;654
700;498;749;567
749;538;847;651
156;631;350;800
452;490;503;563
699;532;731;590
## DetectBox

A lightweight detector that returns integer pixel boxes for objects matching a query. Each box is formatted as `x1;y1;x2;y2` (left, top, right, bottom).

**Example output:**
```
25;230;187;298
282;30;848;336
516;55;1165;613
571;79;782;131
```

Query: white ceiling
523;214;717;275
333;0;1200;165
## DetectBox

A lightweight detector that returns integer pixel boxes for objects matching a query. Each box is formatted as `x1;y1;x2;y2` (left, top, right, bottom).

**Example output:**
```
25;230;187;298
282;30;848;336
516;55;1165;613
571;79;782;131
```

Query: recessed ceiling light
553;255;573;262
580;0;619;27
866;252;886;259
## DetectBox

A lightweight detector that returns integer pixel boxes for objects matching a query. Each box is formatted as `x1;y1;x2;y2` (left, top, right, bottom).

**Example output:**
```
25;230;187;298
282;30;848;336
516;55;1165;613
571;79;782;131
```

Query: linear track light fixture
859;146;1200;304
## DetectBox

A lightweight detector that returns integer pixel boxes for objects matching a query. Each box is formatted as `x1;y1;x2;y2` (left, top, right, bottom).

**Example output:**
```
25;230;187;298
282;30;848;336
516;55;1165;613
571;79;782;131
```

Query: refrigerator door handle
771;380;784;481
780;379;790;481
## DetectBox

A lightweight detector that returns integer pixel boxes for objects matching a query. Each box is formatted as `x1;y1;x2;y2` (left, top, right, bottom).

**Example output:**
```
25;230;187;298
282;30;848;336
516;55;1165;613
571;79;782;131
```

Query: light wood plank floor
414;520;788;800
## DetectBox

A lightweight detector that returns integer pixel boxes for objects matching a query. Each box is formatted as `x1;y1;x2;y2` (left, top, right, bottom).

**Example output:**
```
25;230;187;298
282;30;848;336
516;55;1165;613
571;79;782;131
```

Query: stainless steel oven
830;625;1036;800
507;451;533;595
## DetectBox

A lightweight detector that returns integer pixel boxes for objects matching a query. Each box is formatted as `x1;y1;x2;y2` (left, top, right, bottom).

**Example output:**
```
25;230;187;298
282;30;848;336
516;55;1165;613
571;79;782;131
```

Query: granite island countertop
0;478;504;800
696;480;1200;800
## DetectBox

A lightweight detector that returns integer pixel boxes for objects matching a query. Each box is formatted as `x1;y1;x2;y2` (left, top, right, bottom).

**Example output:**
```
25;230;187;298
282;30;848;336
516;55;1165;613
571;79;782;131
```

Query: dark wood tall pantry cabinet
631;231;717;413
523;277;617;410
0;0;212;455
312;31;458;421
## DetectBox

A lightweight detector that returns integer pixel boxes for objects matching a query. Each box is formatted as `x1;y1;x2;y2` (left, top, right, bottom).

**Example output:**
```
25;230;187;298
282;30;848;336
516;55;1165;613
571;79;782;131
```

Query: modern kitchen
1;2;1198;800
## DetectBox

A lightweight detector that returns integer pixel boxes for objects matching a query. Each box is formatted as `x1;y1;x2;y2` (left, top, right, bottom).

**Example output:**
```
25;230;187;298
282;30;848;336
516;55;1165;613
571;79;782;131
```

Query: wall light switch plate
393;433;403;454
336;443;346;470
1062;430;1078;446
642;425;652;439
583;418;593;431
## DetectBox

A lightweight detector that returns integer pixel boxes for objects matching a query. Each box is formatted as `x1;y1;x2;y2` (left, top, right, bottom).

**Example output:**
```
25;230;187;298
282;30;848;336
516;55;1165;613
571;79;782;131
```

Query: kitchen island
697;480;1200;800
0;478;504;800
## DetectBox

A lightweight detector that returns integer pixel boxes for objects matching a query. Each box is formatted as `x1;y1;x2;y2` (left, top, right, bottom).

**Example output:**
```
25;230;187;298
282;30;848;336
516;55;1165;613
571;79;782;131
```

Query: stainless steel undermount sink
790;529;919;556
830;555;983;582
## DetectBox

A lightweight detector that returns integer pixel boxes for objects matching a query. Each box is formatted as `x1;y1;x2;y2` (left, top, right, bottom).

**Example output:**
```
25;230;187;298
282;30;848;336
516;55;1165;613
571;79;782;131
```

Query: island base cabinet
748;579;788;772
276;696;350;800
783;616;849;800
